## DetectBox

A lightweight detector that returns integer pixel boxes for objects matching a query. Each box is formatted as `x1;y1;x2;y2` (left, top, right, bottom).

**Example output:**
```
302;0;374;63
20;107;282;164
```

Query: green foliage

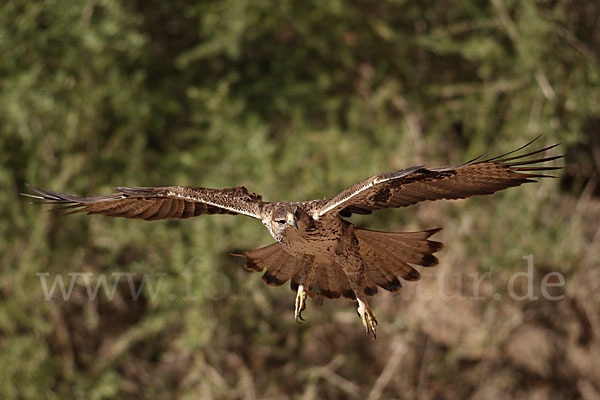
1;0;598;398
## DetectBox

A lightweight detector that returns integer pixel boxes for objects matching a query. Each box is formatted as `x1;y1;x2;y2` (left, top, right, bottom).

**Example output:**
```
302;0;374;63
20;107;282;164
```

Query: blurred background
1;0;599;399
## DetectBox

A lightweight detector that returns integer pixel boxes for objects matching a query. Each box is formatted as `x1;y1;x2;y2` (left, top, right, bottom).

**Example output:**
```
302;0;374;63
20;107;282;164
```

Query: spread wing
21;185;265;220
317;138;563;218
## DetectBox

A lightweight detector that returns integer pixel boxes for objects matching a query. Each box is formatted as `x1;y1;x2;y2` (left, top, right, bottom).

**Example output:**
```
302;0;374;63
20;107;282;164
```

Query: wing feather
317;139;563;217
21;184;265;221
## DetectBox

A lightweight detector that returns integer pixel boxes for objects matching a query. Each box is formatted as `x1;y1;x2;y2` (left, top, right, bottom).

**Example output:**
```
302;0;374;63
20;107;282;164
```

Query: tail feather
232;245;355;300
313;257;355;300
231;243;299;286
359;242;403;293
356;227;444;293
233;227;444;299
290;257;355;300
304;260;332;298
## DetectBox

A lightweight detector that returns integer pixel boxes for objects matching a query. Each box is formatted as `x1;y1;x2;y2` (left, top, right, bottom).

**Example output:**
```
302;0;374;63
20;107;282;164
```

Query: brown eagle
22;138;562;338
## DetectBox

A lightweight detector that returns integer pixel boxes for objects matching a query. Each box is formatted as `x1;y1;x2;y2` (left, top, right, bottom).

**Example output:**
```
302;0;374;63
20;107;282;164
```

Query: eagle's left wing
21;185;265;220
317;139;563;218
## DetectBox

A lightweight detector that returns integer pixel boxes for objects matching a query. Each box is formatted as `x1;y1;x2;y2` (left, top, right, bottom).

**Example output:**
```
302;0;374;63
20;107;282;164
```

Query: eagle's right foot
357;298;378;339
294;284;307;323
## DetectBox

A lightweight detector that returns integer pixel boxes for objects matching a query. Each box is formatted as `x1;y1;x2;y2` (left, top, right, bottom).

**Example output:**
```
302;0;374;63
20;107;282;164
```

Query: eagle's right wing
21;185;265;221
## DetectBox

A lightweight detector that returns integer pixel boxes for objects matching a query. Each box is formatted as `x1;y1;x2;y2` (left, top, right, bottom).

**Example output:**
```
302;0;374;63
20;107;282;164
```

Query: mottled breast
281;214;343;257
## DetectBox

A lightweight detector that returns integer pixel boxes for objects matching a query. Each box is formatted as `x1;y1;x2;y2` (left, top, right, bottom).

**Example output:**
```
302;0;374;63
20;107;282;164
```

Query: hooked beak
287;213;298;229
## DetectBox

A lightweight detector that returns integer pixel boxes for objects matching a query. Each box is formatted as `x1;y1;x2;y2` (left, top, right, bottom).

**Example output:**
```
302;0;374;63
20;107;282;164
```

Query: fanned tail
355;227;444;295
233;227;443;300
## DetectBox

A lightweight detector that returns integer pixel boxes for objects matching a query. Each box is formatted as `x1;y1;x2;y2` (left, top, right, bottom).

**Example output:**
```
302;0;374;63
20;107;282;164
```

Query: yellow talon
357;299;378;339
294;284;307;323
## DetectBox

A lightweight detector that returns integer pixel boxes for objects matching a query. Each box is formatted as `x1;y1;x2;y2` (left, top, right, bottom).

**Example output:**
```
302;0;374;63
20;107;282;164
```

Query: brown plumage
234;226;443;299
22;137;562;338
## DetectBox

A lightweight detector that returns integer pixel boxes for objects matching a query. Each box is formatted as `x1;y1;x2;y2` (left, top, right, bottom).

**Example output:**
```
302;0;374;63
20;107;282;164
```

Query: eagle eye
275;219;286;225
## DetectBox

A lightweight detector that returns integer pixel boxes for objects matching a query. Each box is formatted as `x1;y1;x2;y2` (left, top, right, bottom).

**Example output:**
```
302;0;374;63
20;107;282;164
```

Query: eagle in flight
22;138;561;338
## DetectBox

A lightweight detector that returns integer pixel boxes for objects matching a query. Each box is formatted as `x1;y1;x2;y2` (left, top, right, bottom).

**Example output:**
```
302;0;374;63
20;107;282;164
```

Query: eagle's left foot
357;299;378;339
294;284;307;323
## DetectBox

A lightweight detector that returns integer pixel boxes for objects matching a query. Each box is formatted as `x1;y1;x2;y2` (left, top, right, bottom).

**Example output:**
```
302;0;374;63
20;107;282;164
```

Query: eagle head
265;205;313;242
272;205;299;228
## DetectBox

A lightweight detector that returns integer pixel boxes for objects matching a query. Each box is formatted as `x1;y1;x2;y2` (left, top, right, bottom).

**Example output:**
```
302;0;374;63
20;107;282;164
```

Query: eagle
22;138;562;338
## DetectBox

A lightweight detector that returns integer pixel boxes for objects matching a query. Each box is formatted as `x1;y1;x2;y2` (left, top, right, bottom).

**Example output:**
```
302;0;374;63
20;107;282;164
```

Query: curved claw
295;311;305;323
357;299;378;339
